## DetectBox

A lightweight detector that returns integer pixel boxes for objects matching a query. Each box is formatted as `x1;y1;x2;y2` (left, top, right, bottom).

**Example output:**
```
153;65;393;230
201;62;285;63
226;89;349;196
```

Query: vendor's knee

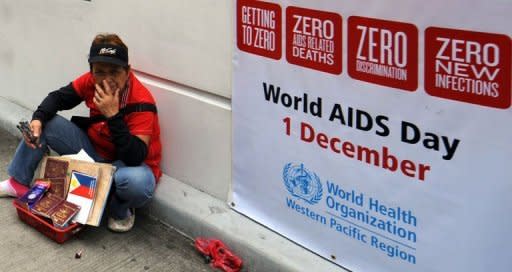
42;115;68;133
113;167;155;202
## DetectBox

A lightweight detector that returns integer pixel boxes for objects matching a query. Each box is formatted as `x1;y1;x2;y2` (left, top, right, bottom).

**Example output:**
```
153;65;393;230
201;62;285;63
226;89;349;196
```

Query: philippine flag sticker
69;171;97;199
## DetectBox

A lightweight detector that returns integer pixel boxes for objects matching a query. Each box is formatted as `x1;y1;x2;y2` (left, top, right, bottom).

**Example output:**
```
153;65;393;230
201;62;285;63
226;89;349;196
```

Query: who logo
283;163;323;204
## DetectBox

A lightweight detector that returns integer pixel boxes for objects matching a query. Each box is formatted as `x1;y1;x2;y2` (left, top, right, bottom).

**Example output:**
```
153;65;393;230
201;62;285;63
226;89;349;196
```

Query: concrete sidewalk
0;97;346;272
0;127;212;272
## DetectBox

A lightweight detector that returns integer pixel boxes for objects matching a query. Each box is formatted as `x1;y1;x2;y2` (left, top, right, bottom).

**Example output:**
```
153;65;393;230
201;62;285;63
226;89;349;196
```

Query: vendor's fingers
95;83;104;92
30;120;42;137
23;135;37;149
95;83;106;96
22;134;30;144
94;87;107;103
113;88;120;99
102;79;112;93
93;90;101;101
93;95;100;105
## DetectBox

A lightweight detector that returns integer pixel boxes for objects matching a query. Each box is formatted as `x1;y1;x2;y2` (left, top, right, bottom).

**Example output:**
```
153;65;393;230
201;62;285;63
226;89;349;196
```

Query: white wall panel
139;73;232;201
0;0;94;110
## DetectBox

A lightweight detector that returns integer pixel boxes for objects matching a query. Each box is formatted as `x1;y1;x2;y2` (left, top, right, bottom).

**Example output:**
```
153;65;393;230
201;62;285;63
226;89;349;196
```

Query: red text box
425;27;511;109
237;0;282;60
286;6;342;75
348;16;418;91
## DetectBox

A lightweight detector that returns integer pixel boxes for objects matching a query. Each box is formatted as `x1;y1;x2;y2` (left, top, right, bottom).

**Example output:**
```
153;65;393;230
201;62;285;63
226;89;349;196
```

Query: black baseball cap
88;43;129;67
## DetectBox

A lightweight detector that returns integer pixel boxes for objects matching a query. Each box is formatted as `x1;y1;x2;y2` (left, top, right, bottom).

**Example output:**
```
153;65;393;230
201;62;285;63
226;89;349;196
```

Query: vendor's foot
0;177;28;198
108;208;135;232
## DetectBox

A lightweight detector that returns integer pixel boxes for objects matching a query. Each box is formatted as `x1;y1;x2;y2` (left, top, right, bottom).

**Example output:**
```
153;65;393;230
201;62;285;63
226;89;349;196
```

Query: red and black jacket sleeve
106;112;149;166
32;83;83;124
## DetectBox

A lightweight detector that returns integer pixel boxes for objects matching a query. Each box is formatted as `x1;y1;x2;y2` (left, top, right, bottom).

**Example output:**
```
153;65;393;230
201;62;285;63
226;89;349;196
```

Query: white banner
232;1;511;271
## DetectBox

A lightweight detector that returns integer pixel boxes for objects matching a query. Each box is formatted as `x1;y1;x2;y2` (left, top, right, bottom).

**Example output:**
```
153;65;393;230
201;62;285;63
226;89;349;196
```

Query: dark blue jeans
8;115;155;219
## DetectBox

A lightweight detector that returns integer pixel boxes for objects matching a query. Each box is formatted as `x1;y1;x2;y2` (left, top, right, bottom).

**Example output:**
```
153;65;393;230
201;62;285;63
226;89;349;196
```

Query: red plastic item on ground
13;200;83;243
194;237;243;272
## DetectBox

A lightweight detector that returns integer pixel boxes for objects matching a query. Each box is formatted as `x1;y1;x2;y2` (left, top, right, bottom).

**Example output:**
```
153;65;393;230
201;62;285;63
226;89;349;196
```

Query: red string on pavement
195;237;243;272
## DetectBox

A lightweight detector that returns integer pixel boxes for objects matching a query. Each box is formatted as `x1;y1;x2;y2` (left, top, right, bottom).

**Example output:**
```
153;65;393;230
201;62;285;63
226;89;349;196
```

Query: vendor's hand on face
94;79;120;118
91;62;130;118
